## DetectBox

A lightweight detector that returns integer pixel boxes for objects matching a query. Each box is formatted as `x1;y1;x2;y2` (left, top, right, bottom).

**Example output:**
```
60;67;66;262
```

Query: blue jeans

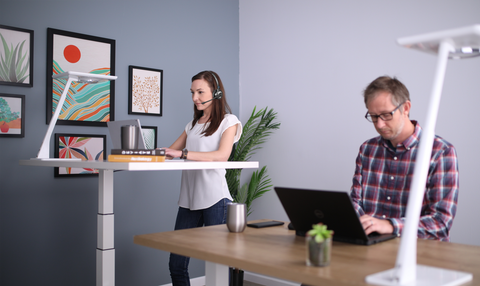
169;198;231;286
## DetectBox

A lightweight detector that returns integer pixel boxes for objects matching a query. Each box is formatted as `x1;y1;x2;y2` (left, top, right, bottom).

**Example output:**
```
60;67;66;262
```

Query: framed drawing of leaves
0;25;34;87
141;125;157;149
47;28;116;127
54;133;106;177
128;65;163;116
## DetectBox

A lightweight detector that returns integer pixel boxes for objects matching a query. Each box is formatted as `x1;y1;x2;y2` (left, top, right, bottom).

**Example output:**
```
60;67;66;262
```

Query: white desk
19;159;258;286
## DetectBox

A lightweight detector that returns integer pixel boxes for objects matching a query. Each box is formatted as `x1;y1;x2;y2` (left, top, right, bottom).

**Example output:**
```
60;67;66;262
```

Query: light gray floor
204;281;263;286
243;281;264;286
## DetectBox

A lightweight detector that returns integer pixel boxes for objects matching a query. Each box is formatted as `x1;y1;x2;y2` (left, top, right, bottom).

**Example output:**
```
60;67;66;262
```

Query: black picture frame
128;65;163;116
54;133;107;177
46;28;116;127
0;93;25;138
0;25;34;87
141;125;158;149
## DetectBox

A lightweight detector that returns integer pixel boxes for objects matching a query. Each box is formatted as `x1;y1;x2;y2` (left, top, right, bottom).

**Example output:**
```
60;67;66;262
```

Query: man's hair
363;76;410;108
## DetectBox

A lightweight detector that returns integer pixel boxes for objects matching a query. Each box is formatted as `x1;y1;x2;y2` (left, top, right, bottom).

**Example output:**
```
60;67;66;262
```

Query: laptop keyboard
368;232;381;238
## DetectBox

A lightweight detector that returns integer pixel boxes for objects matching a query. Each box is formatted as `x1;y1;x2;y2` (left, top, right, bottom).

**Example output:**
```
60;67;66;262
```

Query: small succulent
307;223;333;243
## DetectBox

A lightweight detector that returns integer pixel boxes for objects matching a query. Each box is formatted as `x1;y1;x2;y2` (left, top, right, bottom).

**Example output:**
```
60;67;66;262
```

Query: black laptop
274;186;397;245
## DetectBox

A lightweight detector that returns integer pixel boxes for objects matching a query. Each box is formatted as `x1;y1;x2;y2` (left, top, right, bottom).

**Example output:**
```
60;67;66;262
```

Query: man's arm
388;145;459;241
419;145;459;241
350;152;366;217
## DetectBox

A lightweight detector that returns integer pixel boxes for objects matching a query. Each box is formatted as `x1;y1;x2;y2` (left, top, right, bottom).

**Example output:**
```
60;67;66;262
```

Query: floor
203;281;264;286
243;281;264;286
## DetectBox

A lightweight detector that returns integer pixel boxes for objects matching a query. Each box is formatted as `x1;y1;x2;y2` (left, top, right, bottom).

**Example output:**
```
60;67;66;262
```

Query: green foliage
235;166;272;217
307;223;334;243
226;106;280;216
0;32;30;83
0;98;19;123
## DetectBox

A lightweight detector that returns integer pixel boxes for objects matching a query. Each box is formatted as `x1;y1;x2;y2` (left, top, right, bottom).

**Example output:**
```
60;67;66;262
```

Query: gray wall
0;1;239;285
240;0;480;247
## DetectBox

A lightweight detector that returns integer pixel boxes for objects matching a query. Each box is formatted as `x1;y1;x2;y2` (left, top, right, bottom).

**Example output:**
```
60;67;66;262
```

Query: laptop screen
274;186;396;245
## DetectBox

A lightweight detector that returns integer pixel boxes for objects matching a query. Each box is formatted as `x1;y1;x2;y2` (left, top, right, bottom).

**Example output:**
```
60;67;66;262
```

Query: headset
210;71;223;100
201;72;223;105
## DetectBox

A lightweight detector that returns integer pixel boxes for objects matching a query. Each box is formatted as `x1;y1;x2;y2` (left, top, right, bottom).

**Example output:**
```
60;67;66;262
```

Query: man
350;76;459;241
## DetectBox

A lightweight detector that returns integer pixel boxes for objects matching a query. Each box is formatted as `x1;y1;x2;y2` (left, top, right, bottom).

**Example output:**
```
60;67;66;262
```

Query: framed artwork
0;93;25;138
128;65;163;116
54;133;106;177
0;25;34;87
141;125;158;149
46;28;116;127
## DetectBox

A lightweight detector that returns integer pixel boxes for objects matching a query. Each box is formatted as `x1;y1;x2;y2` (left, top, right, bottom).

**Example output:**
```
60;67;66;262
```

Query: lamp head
77;77;100;84
397;24;480;59
52;71;118;82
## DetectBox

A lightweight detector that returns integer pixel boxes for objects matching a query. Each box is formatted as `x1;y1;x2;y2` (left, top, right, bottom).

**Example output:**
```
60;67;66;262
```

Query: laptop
274;186;397;245
107;119;147;150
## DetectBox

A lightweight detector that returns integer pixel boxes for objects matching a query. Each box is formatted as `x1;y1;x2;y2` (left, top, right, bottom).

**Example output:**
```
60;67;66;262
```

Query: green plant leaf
226;106;280;216
8;43;19;82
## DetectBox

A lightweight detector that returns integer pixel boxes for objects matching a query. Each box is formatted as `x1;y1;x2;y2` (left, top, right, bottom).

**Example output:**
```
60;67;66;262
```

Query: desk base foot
205;261;228;286
366;264;472;286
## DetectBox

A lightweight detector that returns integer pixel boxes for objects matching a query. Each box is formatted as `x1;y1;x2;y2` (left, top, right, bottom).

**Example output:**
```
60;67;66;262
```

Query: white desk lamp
32;71;117;161
366;25;479;286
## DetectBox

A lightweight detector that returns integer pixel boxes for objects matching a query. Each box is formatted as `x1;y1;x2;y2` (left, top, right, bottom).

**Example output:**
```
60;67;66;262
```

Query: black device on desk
274;186;396;245
247;221;284;228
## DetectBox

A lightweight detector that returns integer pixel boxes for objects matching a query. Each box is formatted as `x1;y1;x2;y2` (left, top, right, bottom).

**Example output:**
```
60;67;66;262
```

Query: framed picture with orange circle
46;28;116;127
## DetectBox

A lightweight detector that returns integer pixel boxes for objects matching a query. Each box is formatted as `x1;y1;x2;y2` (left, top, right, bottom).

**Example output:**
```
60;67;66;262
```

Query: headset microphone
201;98;214;105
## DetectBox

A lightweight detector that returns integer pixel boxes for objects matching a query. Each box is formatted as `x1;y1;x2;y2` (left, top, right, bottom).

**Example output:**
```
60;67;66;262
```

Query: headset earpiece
210;72;223;100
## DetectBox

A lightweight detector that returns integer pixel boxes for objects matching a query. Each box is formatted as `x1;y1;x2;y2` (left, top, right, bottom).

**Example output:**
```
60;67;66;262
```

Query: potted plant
306;223;333;267
226;106;280;286
226;106;280;216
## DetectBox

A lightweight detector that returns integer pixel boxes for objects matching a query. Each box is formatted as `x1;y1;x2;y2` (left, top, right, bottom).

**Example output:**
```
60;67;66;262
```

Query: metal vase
226;203;246;233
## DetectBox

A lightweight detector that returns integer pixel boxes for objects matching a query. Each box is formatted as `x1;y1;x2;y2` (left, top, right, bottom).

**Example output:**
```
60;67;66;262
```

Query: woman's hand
162;148;182;160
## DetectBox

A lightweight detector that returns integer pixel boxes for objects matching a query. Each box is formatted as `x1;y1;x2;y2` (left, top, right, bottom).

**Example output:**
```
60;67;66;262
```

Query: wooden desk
134;220;479;286
19;159;258;286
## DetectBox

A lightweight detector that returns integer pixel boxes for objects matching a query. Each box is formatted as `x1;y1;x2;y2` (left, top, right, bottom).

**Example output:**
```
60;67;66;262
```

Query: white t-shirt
178;114;242;210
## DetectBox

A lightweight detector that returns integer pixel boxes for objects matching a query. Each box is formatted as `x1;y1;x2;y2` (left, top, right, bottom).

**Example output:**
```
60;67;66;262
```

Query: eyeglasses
365;102;405;123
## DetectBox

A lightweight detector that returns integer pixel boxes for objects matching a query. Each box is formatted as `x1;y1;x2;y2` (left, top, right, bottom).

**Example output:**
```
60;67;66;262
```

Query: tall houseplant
226;106;280;217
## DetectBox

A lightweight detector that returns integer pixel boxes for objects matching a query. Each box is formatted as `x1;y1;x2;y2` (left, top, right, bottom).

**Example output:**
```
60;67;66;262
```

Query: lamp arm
35;78;74;159
392;40;454;284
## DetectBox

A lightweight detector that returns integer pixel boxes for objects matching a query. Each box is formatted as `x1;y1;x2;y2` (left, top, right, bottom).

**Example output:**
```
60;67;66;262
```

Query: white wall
239;0;480;246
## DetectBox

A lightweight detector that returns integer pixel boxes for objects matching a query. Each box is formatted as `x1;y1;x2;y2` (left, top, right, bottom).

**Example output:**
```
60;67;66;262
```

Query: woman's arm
162;131;187;160
164;124;238;161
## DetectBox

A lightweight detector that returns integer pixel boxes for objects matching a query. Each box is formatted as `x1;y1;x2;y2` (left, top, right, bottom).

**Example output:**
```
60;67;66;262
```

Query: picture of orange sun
64;45;81;63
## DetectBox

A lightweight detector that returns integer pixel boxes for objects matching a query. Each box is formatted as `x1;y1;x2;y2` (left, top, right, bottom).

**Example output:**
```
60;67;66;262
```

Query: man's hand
359;215;394;235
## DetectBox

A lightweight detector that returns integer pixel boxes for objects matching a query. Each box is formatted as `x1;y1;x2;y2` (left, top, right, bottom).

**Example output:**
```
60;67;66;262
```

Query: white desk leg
97;169;115;286
205;262;229;286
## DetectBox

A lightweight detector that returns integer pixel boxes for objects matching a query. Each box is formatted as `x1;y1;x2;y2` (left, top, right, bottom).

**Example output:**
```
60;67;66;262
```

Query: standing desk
134;220;480;286
19;159;258;286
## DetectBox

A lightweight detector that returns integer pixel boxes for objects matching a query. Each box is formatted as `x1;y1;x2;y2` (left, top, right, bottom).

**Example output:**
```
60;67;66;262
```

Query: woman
164;71;242;286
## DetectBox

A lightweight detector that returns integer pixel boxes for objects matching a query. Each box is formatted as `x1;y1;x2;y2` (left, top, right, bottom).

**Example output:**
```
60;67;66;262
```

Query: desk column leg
205;261;229;286
97;169;115;286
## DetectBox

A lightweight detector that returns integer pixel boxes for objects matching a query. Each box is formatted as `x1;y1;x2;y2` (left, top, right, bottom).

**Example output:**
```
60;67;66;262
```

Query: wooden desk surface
134;220;479;286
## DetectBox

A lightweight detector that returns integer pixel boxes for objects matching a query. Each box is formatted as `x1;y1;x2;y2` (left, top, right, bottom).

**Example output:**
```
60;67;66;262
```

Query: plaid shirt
350;121;459;241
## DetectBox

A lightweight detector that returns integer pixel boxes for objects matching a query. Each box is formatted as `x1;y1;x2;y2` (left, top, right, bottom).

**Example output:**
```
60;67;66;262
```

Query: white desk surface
19;159;259;171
